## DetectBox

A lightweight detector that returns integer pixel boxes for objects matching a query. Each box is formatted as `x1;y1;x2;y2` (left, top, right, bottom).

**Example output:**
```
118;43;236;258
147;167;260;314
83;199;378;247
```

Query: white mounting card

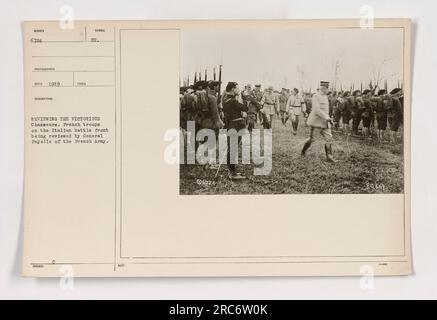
22;19;411;277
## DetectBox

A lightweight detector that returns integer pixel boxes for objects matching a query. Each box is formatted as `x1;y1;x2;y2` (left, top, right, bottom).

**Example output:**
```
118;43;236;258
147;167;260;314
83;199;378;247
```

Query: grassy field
180;117;404;195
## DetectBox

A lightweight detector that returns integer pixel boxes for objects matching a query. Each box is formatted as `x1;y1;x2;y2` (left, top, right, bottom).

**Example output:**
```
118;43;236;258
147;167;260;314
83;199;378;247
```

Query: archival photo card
179;27;405;195
22;20;411;277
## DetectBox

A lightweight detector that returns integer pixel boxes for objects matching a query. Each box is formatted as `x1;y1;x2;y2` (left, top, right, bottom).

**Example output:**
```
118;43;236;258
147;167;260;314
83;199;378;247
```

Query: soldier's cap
255;84;261;87
320;81;330;88
362;89;371;95
353;90;361;96
343;91;350;97
193;80;207;90
179;87;186;93
378;89;387;96
281;87;287;91
390;88;402;95
293;88;299;93
225;81;238;92
207;80;220;89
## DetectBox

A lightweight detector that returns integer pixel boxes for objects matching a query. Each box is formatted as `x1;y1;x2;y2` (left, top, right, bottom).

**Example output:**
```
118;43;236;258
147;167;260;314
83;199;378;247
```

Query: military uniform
201;87;223;130
332;96;343;131
192;81;208;128
261;89;279;129
304;95;312;120
328;94;336;118
302;81;336;162
377;94;392;130
307;92;331;130
370;95;378;129
190;82;223;155
261;91;278;115
361;92;373;129
387;88;403;143
388;96;402;132
286;91;306;134
180;89;195;130
223;91;249;174
375;94;388;130
373;90;388;142
242;89;261;132
341;93;352;125
361;90;373;138
180;89;186;129
278;90;289;125
252;86;264;126
350;91;364;135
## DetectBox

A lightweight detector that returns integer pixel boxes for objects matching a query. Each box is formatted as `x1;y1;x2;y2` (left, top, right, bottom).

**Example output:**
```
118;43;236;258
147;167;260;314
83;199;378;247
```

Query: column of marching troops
179;79;404;179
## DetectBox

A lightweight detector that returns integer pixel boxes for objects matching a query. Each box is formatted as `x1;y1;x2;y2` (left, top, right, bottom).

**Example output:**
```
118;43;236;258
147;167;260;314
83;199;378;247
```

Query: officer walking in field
301;81;337;163
286;88;306;135
261;85;279;129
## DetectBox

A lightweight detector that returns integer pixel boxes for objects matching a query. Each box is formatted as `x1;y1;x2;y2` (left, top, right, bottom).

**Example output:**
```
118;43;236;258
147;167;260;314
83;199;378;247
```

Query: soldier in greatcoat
301;81;337;162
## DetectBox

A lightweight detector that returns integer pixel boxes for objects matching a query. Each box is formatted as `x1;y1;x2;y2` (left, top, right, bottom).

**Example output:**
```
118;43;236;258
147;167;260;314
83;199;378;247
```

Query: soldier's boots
292;121;298;135
325;144;337;163
301;139;312;156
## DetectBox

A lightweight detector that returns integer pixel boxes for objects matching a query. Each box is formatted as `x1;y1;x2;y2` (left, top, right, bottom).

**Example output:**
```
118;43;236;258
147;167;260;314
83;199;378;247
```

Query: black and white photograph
179;27;405;195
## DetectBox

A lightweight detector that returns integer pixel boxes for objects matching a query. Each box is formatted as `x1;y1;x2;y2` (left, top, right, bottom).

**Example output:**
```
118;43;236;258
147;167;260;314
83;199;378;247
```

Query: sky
181;27;404;92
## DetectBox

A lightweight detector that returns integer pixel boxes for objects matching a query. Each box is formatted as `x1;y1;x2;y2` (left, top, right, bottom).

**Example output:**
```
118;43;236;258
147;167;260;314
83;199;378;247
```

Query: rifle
217;65;223;106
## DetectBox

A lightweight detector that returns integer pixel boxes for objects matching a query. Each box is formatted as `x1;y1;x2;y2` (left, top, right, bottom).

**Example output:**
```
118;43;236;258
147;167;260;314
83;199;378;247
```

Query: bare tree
371;58;387;90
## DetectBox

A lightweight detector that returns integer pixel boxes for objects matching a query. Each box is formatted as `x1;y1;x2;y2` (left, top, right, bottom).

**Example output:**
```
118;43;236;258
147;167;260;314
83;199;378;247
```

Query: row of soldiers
179;81;313;133
329;88;404;144
241;85;404;144
240;85;313;135
179;80;404;178
242;85;403;144
179;80;326;178
180;81;404;144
